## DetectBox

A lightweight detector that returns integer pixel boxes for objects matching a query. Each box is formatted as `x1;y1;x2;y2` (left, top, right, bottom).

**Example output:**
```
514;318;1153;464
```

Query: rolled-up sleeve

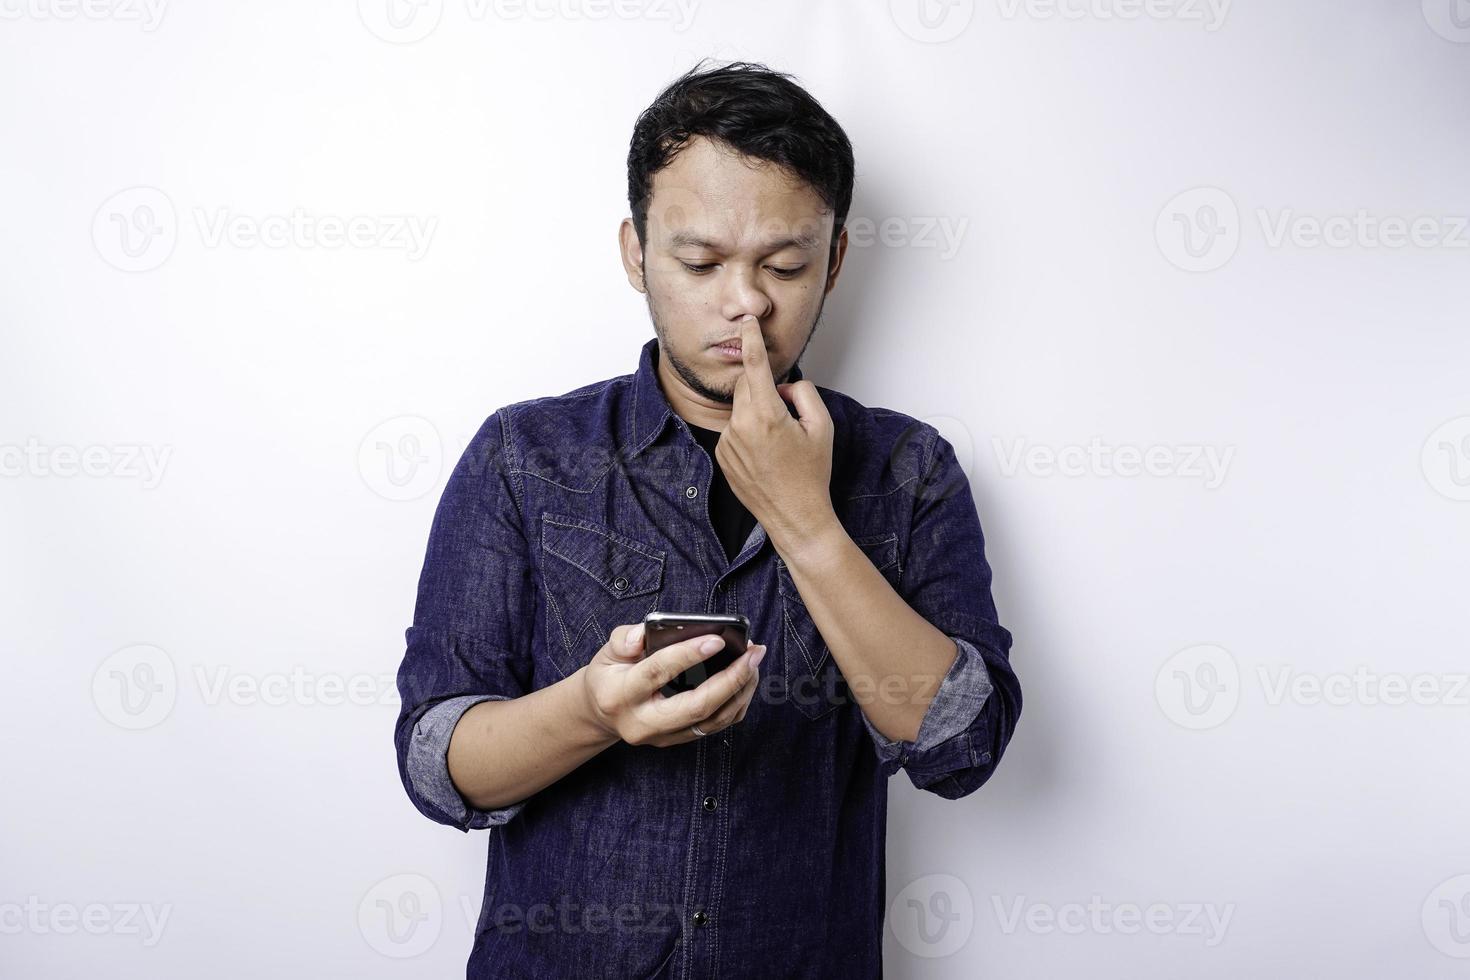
393;409;538;833
407;693;527;831
860;634;994;775
866;424;1022;800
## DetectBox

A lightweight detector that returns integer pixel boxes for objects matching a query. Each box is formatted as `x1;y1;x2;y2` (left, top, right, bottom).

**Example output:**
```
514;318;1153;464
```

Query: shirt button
692;910;710;926
685;485;698;499
703;796;717;811
612;576;629;593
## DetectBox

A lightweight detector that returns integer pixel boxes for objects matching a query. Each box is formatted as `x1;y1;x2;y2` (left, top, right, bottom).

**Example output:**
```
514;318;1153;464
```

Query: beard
644;282;827;406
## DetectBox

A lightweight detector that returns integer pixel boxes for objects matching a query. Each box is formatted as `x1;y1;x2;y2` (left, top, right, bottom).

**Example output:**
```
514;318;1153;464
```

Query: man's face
620;135;847;405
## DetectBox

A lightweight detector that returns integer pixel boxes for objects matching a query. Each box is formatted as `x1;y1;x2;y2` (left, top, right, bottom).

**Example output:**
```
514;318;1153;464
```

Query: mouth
710;338;743;357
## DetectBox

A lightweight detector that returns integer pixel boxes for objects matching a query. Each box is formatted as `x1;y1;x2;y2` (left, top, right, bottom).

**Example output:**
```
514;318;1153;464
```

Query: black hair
626;60;855;273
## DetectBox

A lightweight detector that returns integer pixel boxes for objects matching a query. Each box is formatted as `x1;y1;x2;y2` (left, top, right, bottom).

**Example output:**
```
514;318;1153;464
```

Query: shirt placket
674;430;739;979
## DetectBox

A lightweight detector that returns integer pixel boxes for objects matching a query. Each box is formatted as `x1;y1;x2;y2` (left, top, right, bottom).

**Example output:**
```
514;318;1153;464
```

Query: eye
680;262;715;274
769;266;806;279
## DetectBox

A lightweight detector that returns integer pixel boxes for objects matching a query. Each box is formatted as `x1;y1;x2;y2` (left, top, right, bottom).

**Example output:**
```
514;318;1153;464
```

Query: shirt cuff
407;694;527;831
860;635;994;769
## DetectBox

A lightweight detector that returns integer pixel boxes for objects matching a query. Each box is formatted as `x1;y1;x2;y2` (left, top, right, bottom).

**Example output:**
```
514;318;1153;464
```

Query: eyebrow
667;230;823;254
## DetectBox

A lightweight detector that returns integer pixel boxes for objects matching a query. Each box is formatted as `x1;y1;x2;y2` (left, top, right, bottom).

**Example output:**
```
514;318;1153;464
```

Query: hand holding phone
580;615;766;748
641;611;750;697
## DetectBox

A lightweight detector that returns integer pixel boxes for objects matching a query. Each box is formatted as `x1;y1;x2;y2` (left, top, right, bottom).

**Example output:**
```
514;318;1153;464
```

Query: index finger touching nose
739;315;781;406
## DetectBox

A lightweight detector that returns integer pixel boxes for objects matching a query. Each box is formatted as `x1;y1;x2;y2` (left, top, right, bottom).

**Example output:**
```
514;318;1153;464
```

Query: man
393;60;1021;979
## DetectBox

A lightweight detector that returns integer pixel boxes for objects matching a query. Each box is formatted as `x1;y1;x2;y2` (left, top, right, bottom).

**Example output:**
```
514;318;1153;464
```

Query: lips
711;338;742;351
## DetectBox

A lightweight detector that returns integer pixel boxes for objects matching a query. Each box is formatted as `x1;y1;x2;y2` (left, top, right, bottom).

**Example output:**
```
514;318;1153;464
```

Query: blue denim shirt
393;338;1021;979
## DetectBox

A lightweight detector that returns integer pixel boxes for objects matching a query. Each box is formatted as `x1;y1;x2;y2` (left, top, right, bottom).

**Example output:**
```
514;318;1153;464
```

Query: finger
775;380;830;430
663;644;764;721
738;315;784;414
699;654;762;728
638;633;730;694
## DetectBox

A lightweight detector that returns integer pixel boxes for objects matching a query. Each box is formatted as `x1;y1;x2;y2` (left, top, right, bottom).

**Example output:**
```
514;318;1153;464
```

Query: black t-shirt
687;422;757;564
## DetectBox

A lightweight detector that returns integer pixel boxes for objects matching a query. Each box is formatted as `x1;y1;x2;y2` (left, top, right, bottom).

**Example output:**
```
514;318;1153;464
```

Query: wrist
570;663;620;746
770;510;847;568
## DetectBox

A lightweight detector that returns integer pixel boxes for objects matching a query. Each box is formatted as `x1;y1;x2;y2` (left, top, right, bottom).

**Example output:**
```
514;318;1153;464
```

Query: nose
719;266;772;324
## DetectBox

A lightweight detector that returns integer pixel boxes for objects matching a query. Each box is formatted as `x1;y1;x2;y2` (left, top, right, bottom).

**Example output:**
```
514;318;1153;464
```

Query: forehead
647;135;832;252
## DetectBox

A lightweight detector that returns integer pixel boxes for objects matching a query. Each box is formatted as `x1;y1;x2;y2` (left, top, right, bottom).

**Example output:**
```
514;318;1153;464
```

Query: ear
618;218;647;293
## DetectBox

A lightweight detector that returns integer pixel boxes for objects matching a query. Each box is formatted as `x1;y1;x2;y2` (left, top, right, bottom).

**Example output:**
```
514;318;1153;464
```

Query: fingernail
700;636;724;654
628;625;644;648
751;646;767;668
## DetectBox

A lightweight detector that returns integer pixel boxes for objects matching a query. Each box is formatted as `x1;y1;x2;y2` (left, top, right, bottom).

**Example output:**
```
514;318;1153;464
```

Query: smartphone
642;611;750;698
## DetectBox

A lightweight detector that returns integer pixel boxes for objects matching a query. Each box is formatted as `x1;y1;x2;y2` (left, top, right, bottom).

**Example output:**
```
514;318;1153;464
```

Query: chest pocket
774;531;903;720
540;514;666;679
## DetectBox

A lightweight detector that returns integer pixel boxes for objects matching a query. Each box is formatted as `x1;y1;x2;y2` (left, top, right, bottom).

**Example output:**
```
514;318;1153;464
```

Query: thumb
607;623;645;661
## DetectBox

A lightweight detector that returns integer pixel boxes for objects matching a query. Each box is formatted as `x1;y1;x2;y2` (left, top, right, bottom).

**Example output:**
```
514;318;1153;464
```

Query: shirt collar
626;336;804;457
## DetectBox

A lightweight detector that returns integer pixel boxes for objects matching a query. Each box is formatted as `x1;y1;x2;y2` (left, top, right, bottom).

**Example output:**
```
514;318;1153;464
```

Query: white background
3;1;1469;976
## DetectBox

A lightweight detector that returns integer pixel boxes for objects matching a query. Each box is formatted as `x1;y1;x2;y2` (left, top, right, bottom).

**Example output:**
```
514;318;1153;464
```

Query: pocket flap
541;515;665;599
